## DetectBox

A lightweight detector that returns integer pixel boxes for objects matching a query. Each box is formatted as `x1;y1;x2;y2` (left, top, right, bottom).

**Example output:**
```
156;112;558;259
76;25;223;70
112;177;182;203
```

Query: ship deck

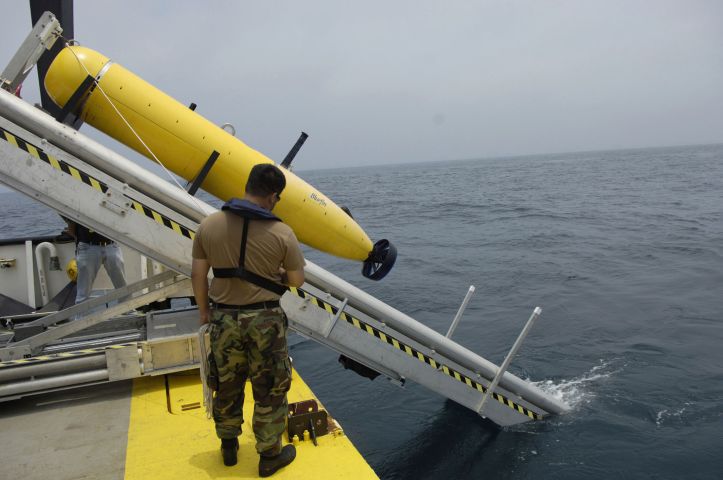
0;368;378;479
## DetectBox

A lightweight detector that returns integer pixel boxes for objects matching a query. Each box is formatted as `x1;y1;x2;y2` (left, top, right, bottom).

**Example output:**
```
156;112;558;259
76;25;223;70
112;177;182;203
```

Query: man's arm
280;267;304;287
281;229;305;287
191;258;211;325
61;217;77;239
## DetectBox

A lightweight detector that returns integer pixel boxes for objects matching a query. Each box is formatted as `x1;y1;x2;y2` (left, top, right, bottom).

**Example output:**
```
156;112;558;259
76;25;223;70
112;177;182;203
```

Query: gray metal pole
0;369;108;397
0;354;106;382
476;307;542;416
446;285;475;339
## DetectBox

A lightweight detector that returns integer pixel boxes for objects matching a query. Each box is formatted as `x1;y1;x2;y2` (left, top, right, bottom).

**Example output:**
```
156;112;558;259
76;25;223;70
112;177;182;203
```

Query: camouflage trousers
209;306;292;455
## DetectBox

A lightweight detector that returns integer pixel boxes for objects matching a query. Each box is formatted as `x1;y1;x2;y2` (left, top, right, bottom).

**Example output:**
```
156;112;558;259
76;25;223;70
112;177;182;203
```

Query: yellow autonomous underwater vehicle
43;45;395;280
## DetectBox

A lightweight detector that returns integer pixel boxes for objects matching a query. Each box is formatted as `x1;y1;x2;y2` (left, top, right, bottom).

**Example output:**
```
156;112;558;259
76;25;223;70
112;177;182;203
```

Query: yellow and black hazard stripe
0;126;194;240
289;287;544;420
0;343;135;369
128;200;194;239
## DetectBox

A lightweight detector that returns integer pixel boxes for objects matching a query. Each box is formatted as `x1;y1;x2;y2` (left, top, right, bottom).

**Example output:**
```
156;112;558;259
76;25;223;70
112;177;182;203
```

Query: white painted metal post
477;307;542;416
446;285;475;339
25;240;36;308
140;254;149;294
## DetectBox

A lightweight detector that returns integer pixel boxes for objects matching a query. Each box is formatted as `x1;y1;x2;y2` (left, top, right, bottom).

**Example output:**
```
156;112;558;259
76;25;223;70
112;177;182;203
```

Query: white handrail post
477;306;542;416
445;285;475;339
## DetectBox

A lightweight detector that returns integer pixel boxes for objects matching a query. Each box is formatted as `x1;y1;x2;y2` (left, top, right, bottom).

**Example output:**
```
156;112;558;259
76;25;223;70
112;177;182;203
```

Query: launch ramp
0;88;568;425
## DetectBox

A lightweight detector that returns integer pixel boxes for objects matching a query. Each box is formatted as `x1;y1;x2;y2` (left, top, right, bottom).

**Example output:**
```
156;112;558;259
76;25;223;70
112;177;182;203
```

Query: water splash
532;358;624;410
655;403;691;427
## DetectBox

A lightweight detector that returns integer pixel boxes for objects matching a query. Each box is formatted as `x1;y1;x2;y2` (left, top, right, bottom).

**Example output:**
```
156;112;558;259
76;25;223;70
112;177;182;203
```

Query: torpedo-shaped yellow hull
45;46;373;262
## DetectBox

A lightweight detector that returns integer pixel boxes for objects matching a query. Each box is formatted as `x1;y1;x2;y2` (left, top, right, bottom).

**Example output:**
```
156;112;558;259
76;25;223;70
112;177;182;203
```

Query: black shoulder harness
212;199;288;296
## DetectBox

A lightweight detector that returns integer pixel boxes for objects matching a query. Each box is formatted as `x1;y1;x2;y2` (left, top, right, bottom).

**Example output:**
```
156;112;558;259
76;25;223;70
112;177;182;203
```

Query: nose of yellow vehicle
44;46;396;280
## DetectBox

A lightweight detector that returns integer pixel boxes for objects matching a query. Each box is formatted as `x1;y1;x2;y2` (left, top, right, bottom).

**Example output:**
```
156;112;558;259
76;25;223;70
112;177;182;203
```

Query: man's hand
199;304;211;325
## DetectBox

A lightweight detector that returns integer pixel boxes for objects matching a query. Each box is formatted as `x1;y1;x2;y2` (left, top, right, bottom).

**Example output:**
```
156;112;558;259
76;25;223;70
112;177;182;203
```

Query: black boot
221;438;239;466
258;444;296;477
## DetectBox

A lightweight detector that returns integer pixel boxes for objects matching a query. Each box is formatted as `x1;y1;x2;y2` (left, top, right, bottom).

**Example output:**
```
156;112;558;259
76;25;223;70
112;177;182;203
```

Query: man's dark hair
245;164;286;197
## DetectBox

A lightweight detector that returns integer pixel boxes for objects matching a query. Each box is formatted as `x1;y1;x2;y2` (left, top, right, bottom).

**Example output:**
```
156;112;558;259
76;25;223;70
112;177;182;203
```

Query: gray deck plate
0;381;132;480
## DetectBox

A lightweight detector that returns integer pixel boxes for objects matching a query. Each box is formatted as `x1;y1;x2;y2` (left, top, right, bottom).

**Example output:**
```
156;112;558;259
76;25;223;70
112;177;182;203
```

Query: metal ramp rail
0;87;568;425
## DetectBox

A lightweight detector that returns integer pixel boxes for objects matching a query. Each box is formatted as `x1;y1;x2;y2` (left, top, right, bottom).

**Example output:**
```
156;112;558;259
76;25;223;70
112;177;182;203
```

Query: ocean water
2;144;722;479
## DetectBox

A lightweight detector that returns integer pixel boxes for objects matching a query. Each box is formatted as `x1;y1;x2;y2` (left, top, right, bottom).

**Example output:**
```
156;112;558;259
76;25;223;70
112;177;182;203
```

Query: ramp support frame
0;11;62;93
0;271;187;361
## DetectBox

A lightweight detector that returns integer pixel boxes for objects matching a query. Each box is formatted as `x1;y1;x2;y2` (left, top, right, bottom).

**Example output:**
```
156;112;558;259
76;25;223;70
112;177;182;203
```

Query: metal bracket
106;345;142;381
287;399;328;445
54;74;95;128
187;150;220;196
0;11;62;93
0;258;16;269
0;344;32;361
100;187;131;217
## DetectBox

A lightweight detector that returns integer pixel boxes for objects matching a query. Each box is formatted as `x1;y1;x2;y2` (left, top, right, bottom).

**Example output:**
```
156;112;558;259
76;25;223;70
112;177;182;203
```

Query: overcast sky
2;0;722;172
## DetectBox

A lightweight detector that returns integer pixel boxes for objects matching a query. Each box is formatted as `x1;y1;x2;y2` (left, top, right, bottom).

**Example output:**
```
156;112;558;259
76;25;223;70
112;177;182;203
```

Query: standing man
64;220;127;305
191;164;305;477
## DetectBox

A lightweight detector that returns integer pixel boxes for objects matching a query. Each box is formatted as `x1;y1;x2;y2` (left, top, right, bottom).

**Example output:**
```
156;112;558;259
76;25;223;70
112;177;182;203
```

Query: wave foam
655;403;691;427
532;358;624;410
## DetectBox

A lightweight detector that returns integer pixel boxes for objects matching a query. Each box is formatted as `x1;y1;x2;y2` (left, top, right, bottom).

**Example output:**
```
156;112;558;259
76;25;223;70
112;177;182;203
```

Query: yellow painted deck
124;369;378;479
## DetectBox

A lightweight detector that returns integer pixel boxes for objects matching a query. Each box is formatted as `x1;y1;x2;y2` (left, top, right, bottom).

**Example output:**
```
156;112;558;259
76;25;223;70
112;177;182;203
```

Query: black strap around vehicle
212;217;288;296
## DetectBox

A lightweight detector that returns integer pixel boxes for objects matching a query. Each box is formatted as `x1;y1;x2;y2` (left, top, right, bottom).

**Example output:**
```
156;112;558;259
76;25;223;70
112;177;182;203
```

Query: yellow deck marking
124;369;378;479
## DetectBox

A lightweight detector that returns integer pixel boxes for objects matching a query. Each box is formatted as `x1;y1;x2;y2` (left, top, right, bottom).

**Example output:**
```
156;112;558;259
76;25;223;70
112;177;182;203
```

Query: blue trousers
75;242;127;304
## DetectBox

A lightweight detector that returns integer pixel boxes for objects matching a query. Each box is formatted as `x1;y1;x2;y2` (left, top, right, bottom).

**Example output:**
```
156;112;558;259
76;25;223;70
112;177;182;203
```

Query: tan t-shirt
192;210;305;305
